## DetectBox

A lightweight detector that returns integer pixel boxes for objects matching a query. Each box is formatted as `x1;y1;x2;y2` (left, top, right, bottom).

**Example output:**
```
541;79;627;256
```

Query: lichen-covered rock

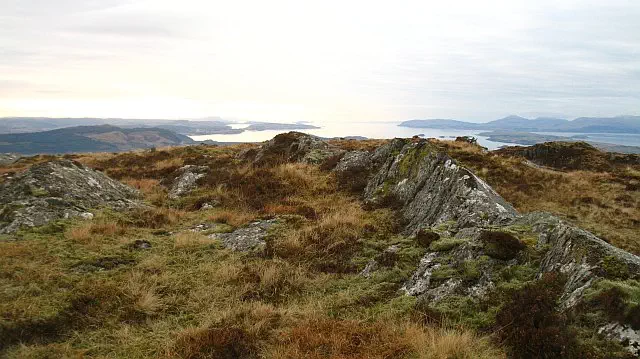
208;219;278;252
0;160;141;233
165;165;209;199
361;139;517;232
516;212;640;307
248;132;344;167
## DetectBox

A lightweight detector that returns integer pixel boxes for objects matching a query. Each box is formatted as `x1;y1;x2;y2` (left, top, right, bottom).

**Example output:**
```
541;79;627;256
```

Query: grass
5;137;635;357
0;143;504;358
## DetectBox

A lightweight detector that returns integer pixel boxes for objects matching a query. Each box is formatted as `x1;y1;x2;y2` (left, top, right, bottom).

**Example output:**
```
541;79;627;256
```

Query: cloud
0;0;638;121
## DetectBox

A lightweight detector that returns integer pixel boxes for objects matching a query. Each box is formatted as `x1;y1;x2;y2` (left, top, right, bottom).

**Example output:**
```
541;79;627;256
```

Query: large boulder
337;138;517;233
247;132;344;167
0;160;141;233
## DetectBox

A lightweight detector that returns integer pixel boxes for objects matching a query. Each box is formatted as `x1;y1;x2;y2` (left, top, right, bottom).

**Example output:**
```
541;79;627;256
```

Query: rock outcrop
337;138;517;233
335;137;640;354
0;160;141;233
164;165;209;199
247;132;344;167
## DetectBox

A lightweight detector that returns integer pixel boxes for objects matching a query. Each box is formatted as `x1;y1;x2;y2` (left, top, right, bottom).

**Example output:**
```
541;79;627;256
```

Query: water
190;121;515;150
534;132;640;147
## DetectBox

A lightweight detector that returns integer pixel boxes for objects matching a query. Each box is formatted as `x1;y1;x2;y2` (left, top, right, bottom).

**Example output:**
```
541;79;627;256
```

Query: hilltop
400;115;640;133
0;133;638;358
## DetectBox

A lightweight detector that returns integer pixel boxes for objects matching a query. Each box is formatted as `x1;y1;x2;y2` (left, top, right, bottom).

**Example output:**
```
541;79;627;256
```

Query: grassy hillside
0;125;193;155
0;138;638;357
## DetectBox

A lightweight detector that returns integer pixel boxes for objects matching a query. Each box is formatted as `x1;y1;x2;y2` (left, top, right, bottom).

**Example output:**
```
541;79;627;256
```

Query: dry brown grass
127;207;186;229
126;271;166;315
207;209;257;227
65;219;128;243
173;232;212;248
264;317;503;359
166;302;282;359
155;157;185;171
269;201;372;272
328;138;391;152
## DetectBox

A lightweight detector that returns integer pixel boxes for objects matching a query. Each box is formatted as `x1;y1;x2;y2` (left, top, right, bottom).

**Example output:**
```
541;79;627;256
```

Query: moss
431;265;459;282
416;295;498;329
28;186;49;197
461;259;483;282
397;143;435;178
429;237;468;251
432;220;457;234
583;279;640;329
601;255;630;280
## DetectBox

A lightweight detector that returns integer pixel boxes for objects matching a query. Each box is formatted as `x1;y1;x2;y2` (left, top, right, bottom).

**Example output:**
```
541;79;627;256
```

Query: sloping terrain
0;133;639;358
0;125;194;154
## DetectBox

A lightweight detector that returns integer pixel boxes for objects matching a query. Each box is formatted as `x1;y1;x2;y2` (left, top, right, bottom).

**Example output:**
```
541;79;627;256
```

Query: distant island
0;117;319;136
399;115;640;133
478;130;640;154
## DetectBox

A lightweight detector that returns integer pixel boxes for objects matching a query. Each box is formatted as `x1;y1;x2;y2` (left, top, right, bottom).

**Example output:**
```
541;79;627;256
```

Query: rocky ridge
334;136;640;355
0;160;141;233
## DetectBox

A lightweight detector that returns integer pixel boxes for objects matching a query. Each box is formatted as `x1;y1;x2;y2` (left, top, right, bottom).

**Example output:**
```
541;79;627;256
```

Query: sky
0;0;639;123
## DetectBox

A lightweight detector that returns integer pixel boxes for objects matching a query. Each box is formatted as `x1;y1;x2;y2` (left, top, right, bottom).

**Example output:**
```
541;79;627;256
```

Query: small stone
80;212;94;220
131;240;152;250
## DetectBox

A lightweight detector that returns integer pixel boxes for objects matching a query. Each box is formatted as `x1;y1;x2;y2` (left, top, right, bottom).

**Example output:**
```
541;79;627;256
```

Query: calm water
535;132;640;147
190;121;640;150
190;121;515;150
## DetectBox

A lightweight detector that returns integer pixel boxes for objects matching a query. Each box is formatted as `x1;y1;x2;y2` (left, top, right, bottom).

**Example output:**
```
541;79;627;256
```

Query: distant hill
0;117;322;136
399;115;640;133
0;125;194;154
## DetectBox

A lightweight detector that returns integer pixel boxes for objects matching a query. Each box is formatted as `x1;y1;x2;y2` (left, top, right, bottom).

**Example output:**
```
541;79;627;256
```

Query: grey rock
334;151;373;191
362;139;517;233
598;322;640;356
516;212;640;307
167;165;209;199
209;219;278;252
200;201;220;210
0;160;141;233
249;132;344;167
0;153;21;166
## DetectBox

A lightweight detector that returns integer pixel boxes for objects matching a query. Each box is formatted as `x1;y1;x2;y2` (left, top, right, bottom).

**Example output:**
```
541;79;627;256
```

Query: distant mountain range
0;125;194;154
0;117;319;136
399;115;640;133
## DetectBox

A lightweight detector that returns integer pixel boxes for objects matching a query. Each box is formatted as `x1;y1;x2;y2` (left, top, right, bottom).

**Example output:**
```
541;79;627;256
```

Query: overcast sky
0;0;638;122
